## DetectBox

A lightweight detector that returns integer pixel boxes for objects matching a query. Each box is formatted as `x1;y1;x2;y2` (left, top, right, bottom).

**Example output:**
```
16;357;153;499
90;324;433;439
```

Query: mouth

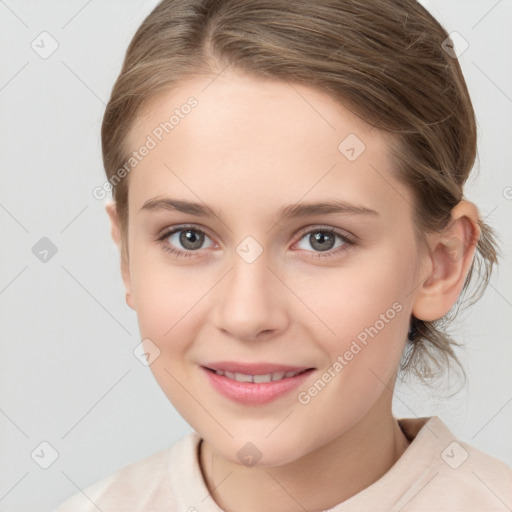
200;362;315;405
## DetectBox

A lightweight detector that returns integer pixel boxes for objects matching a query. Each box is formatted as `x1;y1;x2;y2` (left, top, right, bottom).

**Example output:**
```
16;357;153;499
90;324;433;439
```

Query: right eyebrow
140;197;225;220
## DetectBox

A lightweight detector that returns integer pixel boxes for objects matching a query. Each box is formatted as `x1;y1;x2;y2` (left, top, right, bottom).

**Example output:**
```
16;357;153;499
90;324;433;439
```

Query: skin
106;69;480;512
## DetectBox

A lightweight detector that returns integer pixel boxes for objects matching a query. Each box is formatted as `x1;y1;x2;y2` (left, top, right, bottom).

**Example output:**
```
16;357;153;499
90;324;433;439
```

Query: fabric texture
54;416;512;511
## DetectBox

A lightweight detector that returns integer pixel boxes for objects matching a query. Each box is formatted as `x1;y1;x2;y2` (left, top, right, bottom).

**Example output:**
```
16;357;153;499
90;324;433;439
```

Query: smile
201;364;315;405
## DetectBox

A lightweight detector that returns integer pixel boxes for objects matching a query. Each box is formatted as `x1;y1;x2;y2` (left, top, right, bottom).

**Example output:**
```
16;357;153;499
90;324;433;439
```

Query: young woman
56;0;512;510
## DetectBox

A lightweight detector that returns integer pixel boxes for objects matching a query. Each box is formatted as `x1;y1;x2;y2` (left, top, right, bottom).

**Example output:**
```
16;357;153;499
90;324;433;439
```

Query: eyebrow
140;197;378;221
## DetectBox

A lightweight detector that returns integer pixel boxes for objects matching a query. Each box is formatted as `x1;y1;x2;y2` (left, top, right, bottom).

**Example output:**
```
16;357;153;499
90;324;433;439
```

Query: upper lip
202;361;313;375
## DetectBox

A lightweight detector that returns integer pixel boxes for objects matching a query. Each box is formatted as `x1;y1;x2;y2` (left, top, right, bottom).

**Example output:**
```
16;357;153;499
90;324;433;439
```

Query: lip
201;363;315;405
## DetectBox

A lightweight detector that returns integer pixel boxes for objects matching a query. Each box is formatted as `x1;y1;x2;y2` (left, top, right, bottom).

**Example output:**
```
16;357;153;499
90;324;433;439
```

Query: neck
199;403;411;512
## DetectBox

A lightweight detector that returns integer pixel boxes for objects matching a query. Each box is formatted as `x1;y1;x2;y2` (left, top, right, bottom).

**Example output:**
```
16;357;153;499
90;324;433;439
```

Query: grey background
0;0;511;510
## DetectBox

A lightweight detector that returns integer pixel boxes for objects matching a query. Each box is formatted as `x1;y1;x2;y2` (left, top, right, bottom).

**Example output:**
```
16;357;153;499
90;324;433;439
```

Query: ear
412;200;481;322
105;201;135;310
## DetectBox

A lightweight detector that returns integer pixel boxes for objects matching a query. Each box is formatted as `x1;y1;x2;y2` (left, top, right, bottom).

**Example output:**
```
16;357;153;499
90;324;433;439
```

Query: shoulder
54;431;200;512
398;416;512;511
435;438;512;508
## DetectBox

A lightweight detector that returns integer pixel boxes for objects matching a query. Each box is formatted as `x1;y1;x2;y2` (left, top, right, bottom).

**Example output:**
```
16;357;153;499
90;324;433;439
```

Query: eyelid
156;223;357;259
157;224;355;243
289;225;358;261
156;224;217;260
157;223;217;243
294;224;357;244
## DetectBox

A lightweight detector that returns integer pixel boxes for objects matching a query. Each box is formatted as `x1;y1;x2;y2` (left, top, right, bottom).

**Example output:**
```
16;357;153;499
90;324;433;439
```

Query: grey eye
167;229;213;251
296;230;345;252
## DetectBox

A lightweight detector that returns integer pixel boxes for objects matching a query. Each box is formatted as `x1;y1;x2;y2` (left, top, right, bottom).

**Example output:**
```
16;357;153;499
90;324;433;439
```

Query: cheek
128;247;202;353
129;258;207;414
304;250;414;379
292;266;411;437
315;258;410;333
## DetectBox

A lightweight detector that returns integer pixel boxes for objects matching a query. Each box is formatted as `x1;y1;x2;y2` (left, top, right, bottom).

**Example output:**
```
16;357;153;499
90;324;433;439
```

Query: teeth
253;374;271;383
235;372;253;383
213;369;303;383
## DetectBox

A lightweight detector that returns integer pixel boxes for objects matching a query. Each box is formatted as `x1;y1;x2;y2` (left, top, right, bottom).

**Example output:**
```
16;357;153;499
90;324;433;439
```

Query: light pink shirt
55;416;512;511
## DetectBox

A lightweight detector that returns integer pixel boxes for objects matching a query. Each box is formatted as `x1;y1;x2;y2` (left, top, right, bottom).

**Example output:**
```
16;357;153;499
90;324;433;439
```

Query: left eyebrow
139;197;378;221
277;200;379;219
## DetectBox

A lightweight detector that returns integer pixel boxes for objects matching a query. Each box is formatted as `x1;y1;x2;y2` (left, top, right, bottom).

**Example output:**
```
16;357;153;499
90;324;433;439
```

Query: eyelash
156;224;357;260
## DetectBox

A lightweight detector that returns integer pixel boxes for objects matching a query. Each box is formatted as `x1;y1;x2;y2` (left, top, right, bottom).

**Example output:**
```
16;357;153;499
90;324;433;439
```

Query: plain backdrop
0;1;511;510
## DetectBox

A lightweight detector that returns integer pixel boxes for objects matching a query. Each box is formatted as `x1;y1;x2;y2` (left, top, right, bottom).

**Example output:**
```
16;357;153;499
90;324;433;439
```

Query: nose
211;249;290;342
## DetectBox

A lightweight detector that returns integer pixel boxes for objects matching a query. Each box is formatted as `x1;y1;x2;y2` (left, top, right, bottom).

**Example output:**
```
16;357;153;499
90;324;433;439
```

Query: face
117;70;427;466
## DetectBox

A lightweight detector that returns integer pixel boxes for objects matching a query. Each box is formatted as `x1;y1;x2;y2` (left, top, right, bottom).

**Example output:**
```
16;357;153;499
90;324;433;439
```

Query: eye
157;224;355;260
157;225;215;258
294;227;355;258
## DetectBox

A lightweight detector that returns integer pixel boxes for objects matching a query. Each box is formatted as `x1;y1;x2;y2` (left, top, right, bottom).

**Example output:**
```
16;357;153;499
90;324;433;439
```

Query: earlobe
105;201;135;311
412;201;481;322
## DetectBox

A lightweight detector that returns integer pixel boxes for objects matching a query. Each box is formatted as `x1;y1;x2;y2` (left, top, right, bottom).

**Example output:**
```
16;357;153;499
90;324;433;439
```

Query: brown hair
101;0;498;383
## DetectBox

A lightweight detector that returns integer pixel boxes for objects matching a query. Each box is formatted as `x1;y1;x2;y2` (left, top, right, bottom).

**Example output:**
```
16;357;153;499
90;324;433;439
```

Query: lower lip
201;367;314;405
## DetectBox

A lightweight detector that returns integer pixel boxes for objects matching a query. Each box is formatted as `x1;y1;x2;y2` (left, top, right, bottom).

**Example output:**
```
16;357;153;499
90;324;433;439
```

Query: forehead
125;71;411;221
129;70;380;153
